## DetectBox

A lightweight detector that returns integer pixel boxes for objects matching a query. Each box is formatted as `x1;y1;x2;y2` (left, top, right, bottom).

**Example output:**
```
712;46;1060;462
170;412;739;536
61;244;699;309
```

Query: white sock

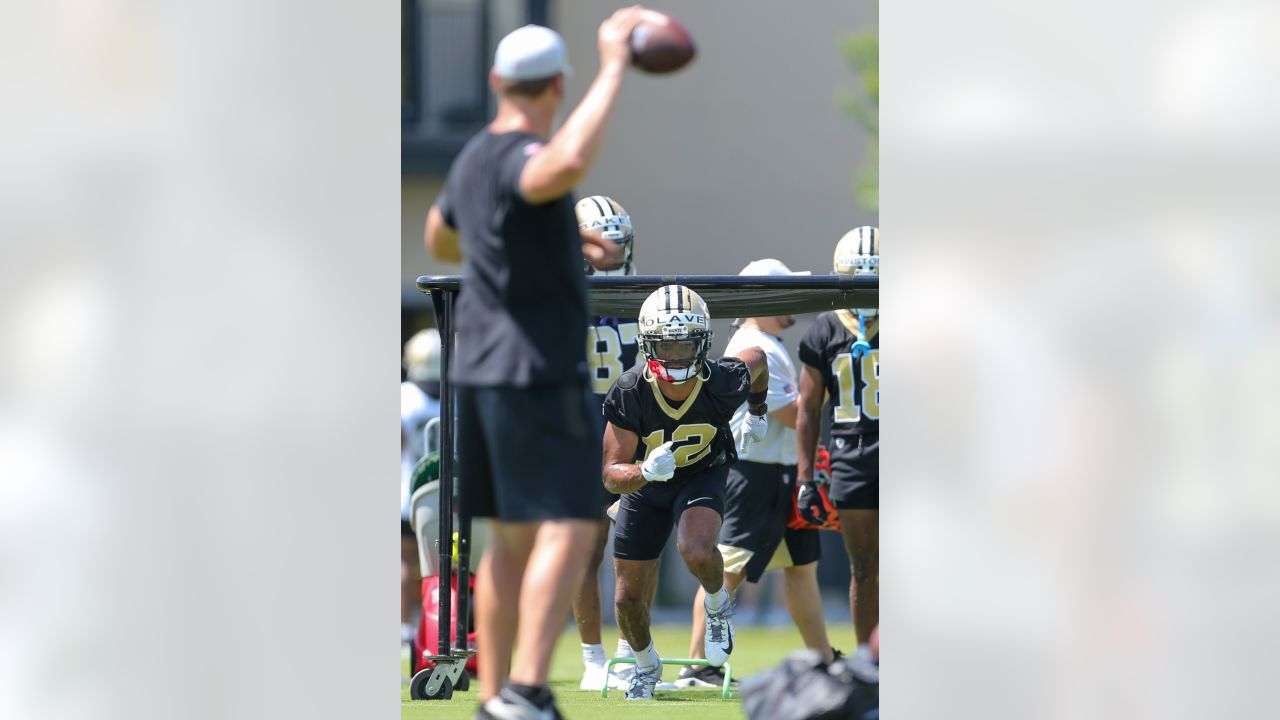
856;643;873;661
635;641;660;671
704;587;729;613
615;637;634;659
582;643;605;668
400;623;414;643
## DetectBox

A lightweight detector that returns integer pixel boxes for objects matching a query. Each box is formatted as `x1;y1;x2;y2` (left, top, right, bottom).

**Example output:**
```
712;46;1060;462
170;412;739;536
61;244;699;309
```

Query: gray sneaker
674;664;738;689
703;599;736;667
474;688;560;720
624;662;663;700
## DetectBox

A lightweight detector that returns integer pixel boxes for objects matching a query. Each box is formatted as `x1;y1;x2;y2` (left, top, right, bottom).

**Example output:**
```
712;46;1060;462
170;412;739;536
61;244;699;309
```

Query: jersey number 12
641;423;718;468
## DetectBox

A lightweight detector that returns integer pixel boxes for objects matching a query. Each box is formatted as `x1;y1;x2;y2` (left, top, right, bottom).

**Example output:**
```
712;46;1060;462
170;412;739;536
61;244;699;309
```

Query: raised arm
732;346;771;412
518;7;646;204
795;364;825;485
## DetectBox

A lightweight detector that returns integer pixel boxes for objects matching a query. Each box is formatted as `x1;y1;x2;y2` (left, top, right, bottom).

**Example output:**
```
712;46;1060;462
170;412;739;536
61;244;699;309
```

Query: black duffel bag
741;649;879;720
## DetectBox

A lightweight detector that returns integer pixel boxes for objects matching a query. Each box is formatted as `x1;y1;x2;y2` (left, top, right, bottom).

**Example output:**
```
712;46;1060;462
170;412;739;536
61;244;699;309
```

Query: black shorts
458;382;607;522
613;463;728;561
720;461;821;582
829;434;878;510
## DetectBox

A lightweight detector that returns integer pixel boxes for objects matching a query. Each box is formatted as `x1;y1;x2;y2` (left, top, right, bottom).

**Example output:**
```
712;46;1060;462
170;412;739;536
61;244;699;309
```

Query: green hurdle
602;657;734;699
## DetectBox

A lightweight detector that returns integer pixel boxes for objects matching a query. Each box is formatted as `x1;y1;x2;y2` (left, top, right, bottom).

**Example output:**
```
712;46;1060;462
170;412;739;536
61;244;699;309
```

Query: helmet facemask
640;327;711;384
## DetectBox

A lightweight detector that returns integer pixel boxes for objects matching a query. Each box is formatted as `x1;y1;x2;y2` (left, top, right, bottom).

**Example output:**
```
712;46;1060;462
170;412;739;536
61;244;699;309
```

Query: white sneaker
582;662;636;691
703;599;736;667
608;664;633;690
624;662;663;700
578;665;608;691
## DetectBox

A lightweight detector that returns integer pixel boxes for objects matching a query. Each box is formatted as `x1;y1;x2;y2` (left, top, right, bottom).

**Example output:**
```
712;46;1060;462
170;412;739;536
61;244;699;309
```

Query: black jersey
588;315;641;401
798;311;880;455
602;357;752;480
437;130;587;387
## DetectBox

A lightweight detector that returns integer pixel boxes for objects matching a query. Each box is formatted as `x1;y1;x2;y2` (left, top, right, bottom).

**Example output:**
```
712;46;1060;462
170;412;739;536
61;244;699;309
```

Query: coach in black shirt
425;10;649;720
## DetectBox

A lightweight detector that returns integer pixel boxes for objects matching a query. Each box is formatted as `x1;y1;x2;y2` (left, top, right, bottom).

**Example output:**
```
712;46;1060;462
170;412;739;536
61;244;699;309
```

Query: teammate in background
424;12;649;719
796;226;880;661
680;259;840;689
602;285;771;700
401;328;441;645
572;194;655;692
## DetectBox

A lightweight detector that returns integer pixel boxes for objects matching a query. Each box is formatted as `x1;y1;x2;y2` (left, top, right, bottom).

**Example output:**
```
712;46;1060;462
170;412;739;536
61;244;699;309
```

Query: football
629;11;696;74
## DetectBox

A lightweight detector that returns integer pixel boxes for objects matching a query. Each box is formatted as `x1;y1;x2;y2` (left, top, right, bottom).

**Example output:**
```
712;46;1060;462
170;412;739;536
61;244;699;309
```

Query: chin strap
850;311;872;359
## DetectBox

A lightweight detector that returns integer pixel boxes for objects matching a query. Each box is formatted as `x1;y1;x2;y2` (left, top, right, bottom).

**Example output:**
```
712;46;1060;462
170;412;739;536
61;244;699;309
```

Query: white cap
493;25;573;80
738;258;812;277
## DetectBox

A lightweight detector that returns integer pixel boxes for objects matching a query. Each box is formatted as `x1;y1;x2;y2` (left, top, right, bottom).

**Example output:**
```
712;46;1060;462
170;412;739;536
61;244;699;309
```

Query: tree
838;24;878;212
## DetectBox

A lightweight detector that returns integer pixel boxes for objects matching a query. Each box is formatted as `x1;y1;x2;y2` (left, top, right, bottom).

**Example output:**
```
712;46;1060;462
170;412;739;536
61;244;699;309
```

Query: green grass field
401;623;807;719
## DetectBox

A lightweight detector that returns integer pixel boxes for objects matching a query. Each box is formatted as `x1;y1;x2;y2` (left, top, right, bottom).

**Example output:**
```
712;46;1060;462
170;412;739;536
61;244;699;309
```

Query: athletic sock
704;586;729;613
506;683;552;709
635;641;661;671
856;643;873;661
582;643;605;668
615;637;634;659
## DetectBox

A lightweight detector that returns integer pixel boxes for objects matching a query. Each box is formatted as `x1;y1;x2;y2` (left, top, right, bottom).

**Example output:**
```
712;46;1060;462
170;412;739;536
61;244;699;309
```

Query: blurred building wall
404;0;878;351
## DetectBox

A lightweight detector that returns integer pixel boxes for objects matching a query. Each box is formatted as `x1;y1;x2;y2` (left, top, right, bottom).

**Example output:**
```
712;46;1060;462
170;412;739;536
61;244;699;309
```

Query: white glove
641;441;677;482
738;411;769;452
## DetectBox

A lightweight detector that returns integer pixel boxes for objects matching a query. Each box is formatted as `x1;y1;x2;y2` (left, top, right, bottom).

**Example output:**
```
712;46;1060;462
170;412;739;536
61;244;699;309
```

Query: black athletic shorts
457;381;607;522
720;461;821;582
829;433;878;510
613;463;729;561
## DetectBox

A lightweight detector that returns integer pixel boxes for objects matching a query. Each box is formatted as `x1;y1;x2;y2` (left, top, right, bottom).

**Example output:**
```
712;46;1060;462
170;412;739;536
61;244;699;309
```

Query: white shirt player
400;381;439;517
726;327;800;465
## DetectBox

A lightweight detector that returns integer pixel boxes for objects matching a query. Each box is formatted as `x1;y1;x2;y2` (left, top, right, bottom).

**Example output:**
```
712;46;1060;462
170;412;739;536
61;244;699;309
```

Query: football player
602;285;771;700
679;259;840;690
401;328;441;645
572;194;652;692
796;226;880;660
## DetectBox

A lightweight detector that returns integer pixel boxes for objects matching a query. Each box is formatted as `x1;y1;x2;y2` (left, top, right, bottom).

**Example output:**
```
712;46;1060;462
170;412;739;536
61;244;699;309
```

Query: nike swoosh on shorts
687;497;713;505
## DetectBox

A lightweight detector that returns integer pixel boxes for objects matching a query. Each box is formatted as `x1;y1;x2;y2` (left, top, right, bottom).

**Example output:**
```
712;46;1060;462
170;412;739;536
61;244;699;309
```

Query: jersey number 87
587;322;638;395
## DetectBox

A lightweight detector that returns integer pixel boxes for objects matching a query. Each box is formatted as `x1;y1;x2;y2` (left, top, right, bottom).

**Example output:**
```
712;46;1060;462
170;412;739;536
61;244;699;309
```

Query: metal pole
454;478;471;654
431;289;454;659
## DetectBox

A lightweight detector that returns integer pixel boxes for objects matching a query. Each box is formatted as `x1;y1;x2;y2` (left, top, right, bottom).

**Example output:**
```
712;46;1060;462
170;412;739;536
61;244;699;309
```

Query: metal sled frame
410;274;878;700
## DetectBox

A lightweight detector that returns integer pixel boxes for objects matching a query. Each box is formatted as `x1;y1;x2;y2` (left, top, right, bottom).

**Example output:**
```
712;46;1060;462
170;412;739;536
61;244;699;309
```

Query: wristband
747;389;767;406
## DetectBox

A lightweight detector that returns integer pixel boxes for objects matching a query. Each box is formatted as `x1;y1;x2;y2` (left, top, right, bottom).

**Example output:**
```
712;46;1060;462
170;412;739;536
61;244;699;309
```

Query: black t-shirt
437;130;587;387
798;311;880;458
602;357;751;480
588;315;641;402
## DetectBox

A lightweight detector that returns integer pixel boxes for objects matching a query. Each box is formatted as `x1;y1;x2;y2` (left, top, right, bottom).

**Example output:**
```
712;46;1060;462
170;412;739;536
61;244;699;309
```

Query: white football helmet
834;225;879;318
637;285;712;384
403;328;441;383
576;195;635;276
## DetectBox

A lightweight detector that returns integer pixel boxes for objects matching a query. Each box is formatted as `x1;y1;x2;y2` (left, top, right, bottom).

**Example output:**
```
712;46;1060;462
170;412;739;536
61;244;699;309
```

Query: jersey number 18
832;350;880;423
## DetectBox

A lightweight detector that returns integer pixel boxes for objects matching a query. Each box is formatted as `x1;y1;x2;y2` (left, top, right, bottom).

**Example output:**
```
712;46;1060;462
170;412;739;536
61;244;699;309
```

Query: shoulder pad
615;367;641;391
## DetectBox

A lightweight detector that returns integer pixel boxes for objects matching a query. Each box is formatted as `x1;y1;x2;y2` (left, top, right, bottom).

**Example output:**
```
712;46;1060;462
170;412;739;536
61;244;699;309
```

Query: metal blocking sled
410;274;878;702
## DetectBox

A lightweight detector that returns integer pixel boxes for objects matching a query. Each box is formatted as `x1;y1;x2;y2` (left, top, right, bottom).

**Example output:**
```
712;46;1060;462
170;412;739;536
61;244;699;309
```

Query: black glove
797;482;828;526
